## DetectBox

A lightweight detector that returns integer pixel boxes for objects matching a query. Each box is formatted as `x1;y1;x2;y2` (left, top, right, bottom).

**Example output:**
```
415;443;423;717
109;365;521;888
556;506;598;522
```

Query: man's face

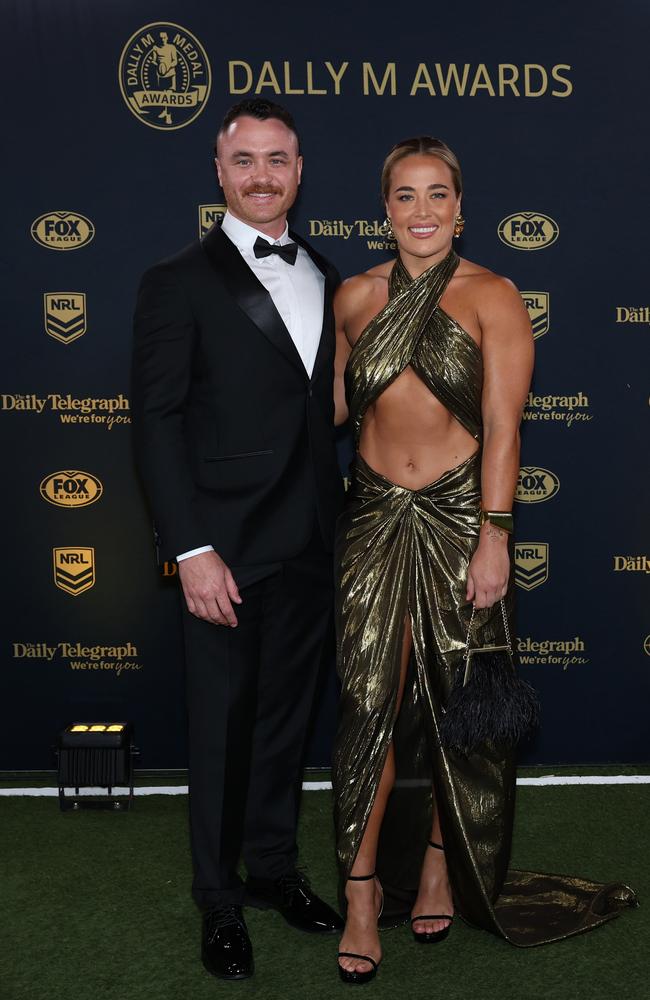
216;116;302;237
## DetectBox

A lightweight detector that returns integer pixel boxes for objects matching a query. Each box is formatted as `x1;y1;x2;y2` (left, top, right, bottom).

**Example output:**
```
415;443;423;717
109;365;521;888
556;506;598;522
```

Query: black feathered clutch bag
439;600;540;755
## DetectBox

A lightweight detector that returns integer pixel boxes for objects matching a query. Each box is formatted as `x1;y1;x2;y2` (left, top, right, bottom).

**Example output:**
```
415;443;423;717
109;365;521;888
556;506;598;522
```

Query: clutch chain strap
463;599;513;686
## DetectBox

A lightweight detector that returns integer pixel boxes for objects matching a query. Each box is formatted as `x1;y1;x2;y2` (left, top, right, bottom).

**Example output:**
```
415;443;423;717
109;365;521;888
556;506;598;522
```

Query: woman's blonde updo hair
381;137;463;201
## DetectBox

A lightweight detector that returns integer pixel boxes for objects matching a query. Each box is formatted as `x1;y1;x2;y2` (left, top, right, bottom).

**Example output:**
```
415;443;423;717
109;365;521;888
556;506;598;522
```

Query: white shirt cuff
176;545;214;562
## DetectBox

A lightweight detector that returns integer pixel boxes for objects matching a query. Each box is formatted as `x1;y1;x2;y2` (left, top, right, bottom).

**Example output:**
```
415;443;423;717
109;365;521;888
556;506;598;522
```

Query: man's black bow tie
253;236;298;265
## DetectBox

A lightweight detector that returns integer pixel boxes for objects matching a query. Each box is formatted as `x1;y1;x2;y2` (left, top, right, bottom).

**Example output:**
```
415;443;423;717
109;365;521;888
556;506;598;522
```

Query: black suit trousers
183;529;333;908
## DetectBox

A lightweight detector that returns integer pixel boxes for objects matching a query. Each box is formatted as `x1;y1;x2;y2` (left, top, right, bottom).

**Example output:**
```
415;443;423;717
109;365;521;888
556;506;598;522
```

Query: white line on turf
516;775;650;785
0;775;649;796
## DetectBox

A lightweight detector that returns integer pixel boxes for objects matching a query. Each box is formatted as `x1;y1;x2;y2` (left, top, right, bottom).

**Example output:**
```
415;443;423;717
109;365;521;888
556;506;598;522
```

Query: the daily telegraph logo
521;292;549;340
308;218;396;251
522;392;592;428
12;641;142;677
13;642;138;661
40;471;103;509
1;394;130;430
615;306;650;325
44;293;86;344
53;547;95;596
498;212;558;251
199;204;226;238
515;467;560;504
613;555;650;573
515;543;549;591
119;23;211;130
31;212;95;251
517;636;589;670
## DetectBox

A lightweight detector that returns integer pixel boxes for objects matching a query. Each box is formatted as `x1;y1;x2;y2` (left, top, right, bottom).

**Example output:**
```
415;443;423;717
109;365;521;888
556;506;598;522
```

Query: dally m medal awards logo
31;212;94;251
199;204;227;238
53;547;95;596
515;467;560;503
41;471;103;509
515;543;549;590
521;292;550;339
44;293;86;344
119;23;211;130
498;212;559;251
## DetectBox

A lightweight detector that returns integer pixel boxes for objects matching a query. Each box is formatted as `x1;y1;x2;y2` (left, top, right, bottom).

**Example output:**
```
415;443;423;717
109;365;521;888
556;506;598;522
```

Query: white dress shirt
177;210;325;563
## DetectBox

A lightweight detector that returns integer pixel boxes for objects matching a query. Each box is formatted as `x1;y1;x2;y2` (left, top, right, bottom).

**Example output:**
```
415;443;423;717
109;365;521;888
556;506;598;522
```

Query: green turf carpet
1;784;647;1000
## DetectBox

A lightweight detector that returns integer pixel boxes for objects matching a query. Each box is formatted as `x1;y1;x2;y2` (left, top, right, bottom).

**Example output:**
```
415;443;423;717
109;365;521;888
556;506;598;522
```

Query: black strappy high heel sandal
410;841;454;944
338;873;383;985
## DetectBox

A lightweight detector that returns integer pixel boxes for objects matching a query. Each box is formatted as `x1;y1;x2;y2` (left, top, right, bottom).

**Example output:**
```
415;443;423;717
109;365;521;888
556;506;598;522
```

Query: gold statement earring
453;214;465;238
382;216;395;240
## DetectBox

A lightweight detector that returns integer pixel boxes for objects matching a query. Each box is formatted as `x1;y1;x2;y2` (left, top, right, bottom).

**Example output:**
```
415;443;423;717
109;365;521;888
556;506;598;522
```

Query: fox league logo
119;23;211;130
40;471;103;508
31;212;94;251
44;293;86;344
515;467;560;503
498;212;559;250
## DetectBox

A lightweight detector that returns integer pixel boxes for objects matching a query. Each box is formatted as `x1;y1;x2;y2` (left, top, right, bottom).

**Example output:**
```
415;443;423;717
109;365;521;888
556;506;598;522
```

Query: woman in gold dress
332;137;636;984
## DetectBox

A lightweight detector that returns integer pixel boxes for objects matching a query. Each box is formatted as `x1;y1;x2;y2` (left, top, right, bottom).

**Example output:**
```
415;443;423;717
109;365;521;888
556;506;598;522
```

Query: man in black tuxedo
132;99;344;981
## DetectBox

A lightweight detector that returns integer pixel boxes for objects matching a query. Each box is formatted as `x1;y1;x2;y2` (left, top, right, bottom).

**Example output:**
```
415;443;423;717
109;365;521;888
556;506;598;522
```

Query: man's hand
178;550;242;626
465;525;510;609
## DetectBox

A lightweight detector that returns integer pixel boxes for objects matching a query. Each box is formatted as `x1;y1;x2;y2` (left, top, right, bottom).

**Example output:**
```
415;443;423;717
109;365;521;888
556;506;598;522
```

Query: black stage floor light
56;722;137;811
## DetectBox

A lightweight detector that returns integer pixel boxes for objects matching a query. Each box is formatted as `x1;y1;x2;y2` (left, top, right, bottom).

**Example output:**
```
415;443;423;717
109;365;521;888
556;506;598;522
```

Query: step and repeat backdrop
3;0;648;769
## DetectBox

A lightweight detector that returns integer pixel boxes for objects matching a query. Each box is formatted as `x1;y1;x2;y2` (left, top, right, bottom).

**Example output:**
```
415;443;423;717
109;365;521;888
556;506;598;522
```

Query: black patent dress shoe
201;904;254;980
245;869;344;933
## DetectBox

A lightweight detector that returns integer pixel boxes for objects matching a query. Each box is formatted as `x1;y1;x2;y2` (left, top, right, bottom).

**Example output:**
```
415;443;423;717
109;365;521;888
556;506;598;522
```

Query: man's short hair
214;99;300;155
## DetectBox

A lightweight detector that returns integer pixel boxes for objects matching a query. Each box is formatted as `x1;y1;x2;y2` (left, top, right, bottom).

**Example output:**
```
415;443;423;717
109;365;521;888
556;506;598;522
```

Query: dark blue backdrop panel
2;0;649;768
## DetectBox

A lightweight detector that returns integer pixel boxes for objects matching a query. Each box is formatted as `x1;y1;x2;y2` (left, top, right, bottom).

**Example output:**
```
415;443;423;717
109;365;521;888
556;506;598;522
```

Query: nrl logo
498;212;559;251
198;204;227;238
119;22;211;130
515;542;549;591
521;291;550;340
44;293;86;344
53;547;95;596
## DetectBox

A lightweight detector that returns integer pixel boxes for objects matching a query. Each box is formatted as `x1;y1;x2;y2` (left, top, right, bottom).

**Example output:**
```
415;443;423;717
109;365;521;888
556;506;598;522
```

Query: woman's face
385;154;461;263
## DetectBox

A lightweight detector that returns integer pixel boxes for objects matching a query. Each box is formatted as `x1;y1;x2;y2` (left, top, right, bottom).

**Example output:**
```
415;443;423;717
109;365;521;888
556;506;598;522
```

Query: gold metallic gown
332;250;636;944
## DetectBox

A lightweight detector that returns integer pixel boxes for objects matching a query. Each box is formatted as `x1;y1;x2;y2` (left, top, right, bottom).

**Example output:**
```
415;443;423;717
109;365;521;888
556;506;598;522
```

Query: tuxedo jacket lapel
201;224;306;376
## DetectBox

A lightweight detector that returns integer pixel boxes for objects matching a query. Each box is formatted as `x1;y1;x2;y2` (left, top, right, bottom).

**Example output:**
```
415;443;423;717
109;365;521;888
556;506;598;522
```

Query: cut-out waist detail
354;448;481;495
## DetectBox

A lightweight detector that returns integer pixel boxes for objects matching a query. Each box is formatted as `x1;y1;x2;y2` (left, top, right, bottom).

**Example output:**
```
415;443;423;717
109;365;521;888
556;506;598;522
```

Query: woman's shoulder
454;257;530;341
455;257;523;305
335;261;393;311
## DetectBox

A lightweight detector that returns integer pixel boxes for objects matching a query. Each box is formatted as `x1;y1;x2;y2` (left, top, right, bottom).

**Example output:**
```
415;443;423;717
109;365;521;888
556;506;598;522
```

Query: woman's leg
338;617;413;974
411;790;454;934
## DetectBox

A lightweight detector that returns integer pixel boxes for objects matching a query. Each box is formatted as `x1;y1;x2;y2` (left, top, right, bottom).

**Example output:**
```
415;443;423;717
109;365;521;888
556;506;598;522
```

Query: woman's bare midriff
346;259;488;490
358;366;479;490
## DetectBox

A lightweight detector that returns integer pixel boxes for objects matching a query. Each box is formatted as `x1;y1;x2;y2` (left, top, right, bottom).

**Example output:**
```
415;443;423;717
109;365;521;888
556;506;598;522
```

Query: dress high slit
332;249;636;945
